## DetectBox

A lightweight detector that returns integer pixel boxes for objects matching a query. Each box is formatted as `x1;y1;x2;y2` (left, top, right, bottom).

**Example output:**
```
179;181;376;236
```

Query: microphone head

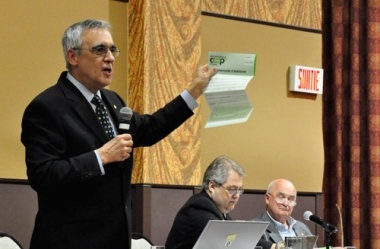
120;107;133;120
303;211;313;220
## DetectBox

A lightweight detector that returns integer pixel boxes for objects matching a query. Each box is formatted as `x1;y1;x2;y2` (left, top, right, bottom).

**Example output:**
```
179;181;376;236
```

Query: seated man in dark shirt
165;156;277;249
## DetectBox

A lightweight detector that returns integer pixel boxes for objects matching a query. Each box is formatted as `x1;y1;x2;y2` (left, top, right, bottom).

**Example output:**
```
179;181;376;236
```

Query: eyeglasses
216;183;244;196
73;45;120;57
268;193;297;207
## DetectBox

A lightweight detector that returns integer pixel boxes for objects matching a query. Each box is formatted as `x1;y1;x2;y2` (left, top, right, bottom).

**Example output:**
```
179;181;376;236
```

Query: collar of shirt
221;213;227;220
66;73;117;136
266;211;297;239
66;72;100;108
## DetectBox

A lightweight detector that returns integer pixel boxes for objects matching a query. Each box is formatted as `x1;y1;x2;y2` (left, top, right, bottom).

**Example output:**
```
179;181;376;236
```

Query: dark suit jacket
165;190;273;249
253;211;313;244
21;72;193;249
165;190;231;249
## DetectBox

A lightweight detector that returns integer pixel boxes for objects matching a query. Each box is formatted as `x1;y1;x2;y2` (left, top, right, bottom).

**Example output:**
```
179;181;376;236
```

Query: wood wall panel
0;181;37;249
0;181;323;248
131;184;324;247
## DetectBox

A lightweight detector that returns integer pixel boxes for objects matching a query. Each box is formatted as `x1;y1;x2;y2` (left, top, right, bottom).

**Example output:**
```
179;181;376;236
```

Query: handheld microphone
119;107;133;131
303;211;338;233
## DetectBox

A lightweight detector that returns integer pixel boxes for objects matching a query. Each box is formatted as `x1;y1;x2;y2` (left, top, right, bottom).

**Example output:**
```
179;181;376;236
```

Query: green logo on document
210;55;226;65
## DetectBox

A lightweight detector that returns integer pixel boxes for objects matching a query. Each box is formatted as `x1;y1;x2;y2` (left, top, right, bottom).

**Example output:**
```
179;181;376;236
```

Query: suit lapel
57;75;110;143
268;222;283;243
293;223;306;236
262;212;284;243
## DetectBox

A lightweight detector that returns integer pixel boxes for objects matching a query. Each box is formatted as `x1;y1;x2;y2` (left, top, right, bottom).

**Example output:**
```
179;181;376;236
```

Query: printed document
205;52;256;128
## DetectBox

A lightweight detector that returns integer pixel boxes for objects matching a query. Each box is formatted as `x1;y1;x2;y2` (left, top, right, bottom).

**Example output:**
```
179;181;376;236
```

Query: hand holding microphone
303;211;338;233
97;107;134;164
97;134;133;164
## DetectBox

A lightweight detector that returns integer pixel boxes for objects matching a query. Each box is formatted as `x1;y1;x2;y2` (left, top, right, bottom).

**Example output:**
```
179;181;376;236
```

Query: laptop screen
193;220;269;249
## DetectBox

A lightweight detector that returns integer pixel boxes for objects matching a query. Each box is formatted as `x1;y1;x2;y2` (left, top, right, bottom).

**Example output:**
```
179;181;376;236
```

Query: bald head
267;179;297;196
265;179;297;224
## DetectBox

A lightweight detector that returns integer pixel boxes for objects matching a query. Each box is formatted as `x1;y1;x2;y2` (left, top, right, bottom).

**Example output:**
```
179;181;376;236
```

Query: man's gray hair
266;180;276;194
202;156;246;190
61;19;112;69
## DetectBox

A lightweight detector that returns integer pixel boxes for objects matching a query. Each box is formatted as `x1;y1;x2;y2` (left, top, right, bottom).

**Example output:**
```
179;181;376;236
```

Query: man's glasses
73;45;120;57
268;193;297;207
216;182;244;196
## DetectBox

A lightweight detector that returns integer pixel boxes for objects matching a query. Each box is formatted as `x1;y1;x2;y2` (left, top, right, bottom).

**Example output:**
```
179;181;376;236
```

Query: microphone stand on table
325;229;333;249
303;211;338;249
323;222;338;249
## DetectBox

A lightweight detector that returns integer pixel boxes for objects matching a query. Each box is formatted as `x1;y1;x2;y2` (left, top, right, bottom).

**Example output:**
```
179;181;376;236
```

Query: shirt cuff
181;90;198;111
94;150;105;175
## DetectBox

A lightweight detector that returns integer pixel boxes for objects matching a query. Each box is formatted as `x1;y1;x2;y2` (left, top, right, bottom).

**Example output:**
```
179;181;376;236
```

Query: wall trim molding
202;11;322;34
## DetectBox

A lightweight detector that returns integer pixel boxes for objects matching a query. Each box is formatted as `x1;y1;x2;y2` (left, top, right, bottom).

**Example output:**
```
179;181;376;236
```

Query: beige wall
200;16;323;192
0;1;322;192
0;0;128;179
109;1;129;101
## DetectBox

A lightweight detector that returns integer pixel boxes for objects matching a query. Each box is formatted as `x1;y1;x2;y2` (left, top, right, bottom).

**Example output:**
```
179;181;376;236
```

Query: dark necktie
91;95;115;139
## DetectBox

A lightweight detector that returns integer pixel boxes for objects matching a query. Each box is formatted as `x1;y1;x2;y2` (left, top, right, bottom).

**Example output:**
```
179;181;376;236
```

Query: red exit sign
289;65;323;94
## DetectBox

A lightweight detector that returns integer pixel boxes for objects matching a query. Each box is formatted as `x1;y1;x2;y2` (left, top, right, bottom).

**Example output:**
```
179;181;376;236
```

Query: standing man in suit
253;179;312;244
21;19;216;249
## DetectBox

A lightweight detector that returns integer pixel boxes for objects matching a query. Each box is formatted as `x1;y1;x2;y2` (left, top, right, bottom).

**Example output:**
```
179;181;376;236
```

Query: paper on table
205;52;256;128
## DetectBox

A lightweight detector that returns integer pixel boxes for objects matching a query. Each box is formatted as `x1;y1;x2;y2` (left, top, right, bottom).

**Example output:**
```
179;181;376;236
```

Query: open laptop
193;220;269;249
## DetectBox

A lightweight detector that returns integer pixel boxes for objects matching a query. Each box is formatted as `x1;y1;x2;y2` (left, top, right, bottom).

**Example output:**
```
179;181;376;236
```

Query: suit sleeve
129;95;194;147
